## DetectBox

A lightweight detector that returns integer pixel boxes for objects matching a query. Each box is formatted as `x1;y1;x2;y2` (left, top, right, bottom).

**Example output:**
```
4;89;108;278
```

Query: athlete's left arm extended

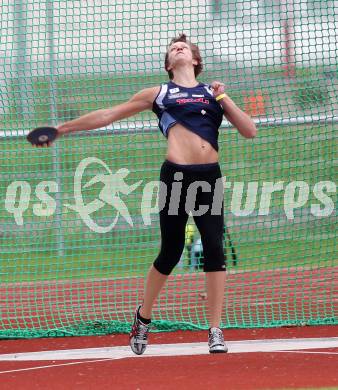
211;81;257;138
219;94;257;138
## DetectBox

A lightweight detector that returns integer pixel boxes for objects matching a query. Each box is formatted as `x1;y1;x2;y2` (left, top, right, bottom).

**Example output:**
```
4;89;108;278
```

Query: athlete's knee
153;249;183;275
203;257;226;272
202;236;226;272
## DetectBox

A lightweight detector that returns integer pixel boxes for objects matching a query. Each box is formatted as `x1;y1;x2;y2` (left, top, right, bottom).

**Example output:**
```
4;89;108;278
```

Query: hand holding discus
26;126;60;147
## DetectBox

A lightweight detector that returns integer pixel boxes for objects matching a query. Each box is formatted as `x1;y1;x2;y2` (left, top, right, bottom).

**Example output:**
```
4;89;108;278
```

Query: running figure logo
65;157;142;233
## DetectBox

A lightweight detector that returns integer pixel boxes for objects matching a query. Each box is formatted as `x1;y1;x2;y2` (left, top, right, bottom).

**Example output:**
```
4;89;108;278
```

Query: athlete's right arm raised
56;86;159;136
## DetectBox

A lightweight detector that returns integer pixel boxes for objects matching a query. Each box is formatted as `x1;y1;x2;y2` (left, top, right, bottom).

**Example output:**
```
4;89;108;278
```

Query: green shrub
293;82;330;109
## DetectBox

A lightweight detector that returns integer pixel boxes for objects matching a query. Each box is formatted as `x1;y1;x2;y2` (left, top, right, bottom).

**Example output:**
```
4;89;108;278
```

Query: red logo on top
176;98;210;104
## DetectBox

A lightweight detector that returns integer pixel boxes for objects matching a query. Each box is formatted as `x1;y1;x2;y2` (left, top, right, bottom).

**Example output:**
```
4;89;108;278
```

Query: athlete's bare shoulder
130;86;161;108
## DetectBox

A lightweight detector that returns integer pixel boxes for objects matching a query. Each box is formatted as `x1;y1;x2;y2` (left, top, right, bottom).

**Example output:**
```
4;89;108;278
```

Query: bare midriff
166;123;218;164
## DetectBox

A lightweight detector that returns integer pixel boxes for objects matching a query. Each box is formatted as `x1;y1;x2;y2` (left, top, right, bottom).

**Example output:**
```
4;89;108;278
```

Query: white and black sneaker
129;305;151;355
208;327;228;353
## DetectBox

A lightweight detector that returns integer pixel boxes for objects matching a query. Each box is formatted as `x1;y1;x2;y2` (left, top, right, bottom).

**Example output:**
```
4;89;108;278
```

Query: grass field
0;64;336;283
1;64;335;130
0;119;336;283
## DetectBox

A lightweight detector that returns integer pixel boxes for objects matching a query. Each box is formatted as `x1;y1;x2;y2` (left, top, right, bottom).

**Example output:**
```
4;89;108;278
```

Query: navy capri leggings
153;159;226;275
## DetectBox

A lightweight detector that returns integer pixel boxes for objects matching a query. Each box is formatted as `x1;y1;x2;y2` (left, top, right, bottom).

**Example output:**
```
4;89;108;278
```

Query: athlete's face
166;42;198;71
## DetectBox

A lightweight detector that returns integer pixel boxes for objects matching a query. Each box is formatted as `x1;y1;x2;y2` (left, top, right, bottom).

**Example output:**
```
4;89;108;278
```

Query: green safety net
0;0;337;338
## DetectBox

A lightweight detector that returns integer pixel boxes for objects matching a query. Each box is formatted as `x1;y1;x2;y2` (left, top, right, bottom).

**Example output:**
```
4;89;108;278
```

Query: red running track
0;326;337;390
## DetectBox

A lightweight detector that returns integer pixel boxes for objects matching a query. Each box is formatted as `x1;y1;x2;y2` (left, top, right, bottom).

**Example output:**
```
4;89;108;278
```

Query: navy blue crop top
152;81;224;151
